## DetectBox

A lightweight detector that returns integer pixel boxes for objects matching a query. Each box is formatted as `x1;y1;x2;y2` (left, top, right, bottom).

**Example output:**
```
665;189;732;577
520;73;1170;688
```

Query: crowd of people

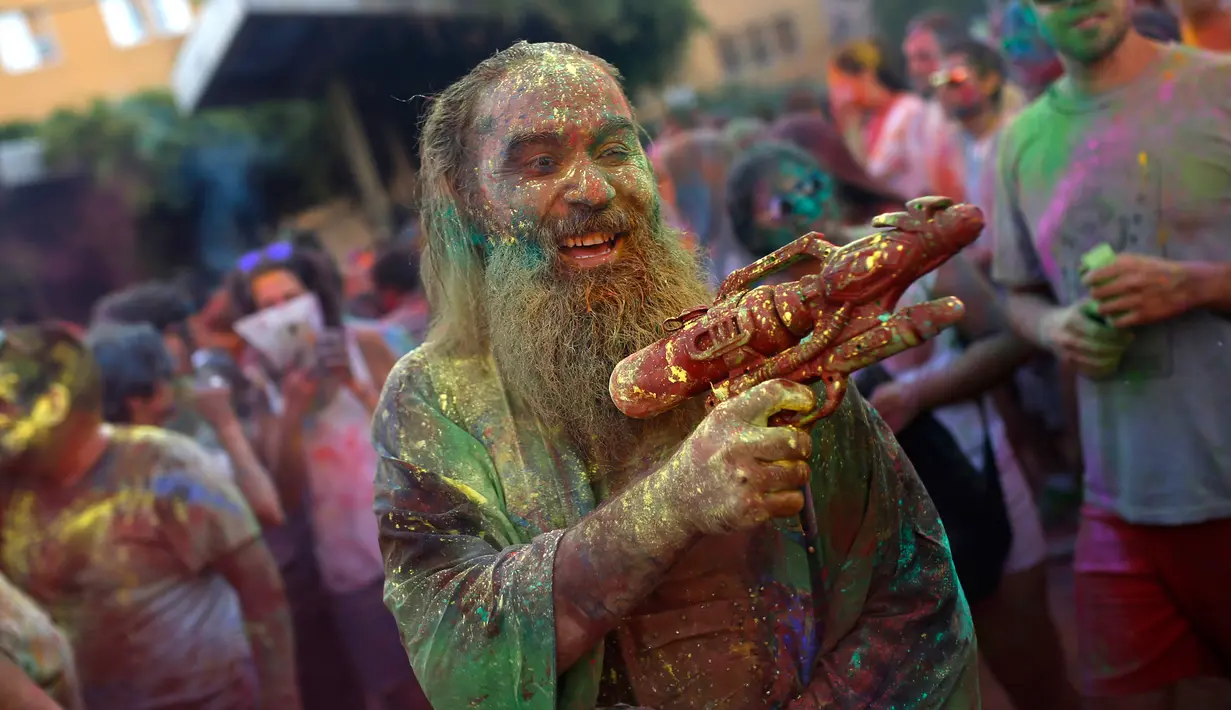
1;0;1229;708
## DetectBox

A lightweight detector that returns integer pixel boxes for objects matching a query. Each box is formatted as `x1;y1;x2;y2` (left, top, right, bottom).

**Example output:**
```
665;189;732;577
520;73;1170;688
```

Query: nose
562;159;615;210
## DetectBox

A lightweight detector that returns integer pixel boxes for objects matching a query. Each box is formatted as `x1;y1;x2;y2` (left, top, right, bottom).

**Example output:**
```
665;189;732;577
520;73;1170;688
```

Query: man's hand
1038;302;1134;378
192;377;238;430
1084;254;1203;327
663;379;816;535
868;380;923;433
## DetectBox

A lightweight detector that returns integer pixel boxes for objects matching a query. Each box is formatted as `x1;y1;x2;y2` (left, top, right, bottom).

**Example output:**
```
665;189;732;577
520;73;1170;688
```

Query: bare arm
213;540;301;710
1005;286;1062;350
910;257;1039;409
0;655;62;710
259;412;309;514
552;469;699;671
213;420;285;527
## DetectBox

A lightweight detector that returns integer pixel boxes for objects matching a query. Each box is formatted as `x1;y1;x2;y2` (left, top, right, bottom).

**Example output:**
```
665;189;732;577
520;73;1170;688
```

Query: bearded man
373;41;977;710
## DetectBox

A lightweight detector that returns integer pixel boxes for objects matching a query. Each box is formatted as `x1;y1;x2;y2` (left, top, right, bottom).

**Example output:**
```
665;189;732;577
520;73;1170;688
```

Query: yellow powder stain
441;477;489;506
668;365;688;383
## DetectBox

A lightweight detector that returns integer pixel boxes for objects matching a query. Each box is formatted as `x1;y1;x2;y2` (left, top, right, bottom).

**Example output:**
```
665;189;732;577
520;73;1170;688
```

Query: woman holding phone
228;241;429;710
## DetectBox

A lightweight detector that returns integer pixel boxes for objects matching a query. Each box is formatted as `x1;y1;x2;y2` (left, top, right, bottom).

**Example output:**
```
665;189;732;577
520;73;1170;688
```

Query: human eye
597;143;632;161
524;154;559;176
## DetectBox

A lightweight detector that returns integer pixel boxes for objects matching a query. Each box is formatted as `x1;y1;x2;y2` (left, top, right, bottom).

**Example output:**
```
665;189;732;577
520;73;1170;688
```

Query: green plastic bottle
1079;243;1117;326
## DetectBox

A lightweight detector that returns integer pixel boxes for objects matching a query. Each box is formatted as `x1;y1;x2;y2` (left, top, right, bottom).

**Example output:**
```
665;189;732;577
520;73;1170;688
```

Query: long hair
417;41;621;355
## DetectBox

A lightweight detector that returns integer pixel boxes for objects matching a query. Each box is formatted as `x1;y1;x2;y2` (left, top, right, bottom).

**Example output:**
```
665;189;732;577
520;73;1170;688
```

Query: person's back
1;425;258;709
995;44;1231;522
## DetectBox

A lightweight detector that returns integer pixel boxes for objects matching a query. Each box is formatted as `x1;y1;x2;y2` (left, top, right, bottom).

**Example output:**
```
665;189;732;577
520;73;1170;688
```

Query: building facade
642;0;877;118
0;0;194;123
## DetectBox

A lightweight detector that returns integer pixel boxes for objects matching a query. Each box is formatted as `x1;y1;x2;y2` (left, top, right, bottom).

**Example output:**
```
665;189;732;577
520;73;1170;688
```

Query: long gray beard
484;229;710;470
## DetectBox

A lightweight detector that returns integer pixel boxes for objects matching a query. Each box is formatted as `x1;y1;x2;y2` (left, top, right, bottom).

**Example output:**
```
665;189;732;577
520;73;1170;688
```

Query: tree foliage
11;90;344;216
479;0;703;91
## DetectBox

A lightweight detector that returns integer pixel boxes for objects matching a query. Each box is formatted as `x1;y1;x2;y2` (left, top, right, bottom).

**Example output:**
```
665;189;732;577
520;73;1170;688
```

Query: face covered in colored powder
934;55;999;122
1029;0;1132;65
467;54;711;462
749;155;838;256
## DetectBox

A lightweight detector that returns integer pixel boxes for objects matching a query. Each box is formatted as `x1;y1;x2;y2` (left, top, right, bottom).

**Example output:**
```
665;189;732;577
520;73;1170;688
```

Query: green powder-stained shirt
373;345;979;710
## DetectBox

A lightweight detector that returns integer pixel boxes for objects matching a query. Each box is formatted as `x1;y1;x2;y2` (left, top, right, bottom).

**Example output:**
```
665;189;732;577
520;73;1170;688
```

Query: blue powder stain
151;470;244;514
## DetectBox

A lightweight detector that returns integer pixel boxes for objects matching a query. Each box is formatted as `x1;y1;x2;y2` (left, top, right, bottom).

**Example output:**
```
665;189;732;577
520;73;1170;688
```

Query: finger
761;491;806;519
826;298;964;375
723;379;816;425
744;459;811;493
1088;277;1143;301
1082;262;1125;287
738;426;813;462
1062;333;1128;357
1066;349;1122;373
1065;313;1129;344
1095;294;1142;316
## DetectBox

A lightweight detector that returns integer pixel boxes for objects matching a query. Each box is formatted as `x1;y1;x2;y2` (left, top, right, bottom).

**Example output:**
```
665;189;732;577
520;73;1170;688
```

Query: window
747;24;771;67
774;16;799;56
717;33;741;76
0;11;56;74
147;0;193;35
99;0;148;48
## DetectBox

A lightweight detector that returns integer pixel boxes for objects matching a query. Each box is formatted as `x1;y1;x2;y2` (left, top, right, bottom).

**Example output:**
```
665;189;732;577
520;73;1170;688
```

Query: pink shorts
1074;507;1231;696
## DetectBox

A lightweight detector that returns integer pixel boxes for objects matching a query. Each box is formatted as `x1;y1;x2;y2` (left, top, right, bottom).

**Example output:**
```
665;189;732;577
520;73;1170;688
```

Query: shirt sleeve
990;127;1050;290
372;356;593;710
792;390;980;709
154;438;262;574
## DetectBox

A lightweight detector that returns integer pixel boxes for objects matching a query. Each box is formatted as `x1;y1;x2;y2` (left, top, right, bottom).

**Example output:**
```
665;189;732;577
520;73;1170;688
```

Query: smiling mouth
558;232;627;267
1073;13;1105;30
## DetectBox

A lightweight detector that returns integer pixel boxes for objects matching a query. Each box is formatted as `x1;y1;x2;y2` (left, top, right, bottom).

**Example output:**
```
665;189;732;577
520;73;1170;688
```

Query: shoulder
1167;45;1231;102
999;94;1055;155
110;426;241;500
373;344;497;439
108;425;215;474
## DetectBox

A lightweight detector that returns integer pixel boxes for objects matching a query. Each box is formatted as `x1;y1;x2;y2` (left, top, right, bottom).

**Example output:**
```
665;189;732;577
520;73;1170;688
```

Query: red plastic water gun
610;195;983;424
609;196;983;540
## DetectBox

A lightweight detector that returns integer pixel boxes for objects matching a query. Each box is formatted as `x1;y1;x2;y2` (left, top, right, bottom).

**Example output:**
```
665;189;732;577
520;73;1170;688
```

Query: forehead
905;29;940;51
478;56;633;138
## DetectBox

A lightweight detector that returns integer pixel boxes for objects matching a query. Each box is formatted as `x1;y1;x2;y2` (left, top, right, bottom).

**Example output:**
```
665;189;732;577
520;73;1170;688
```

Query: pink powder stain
1034;119;1134;278
1159;75;1175;104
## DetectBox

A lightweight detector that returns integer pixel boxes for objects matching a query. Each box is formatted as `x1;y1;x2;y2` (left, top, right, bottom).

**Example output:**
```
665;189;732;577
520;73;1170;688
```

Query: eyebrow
500;115;637;163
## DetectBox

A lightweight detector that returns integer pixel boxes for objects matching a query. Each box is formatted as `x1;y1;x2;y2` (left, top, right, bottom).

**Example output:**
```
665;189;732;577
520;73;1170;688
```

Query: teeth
563;233;615;248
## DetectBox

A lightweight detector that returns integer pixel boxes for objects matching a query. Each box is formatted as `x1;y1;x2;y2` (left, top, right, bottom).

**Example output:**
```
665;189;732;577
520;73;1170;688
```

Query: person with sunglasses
227;242;428;710
727;137;1081;710
931;40;1020;271
994;1;1231;706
